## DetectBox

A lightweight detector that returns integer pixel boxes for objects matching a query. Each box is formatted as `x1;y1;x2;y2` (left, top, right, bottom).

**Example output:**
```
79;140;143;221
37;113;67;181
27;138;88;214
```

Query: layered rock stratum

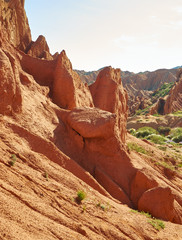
0;1;182;239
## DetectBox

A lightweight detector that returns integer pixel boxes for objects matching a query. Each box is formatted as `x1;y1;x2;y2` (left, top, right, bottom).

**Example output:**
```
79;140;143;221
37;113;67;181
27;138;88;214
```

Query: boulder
138;187;182;224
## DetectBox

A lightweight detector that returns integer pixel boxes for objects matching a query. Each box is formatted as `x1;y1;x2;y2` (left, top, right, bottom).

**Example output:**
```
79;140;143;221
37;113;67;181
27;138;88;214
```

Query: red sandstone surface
0;1;182;239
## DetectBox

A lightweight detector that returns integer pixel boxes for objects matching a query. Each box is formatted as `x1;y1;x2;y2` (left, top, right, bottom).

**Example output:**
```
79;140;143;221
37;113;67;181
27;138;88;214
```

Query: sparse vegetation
9;154;17;166
131;209;165;231
135;106;151;115
127;142;149;155
77;190;86;202
172;110;182;116
148;219;165;231
152;82;174;99
96;202;111;211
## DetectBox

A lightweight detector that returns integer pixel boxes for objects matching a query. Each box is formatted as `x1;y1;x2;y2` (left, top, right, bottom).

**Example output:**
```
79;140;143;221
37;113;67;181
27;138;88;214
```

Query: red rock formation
27;35;53;60
138;187;182;224
0;0;31;51
89;67;128;143
0;49;22;115
53;51;94;109
0;1;182;237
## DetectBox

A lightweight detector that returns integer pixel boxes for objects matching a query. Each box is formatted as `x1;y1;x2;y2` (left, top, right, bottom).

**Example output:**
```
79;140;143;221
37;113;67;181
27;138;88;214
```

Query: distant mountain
172;66;182;69
76;67;178;115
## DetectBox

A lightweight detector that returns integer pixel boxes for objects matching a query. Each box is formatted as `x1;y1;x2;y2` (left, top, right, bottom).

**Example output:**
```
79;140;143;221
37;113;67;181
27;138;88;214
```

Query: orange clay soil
0;120;182;240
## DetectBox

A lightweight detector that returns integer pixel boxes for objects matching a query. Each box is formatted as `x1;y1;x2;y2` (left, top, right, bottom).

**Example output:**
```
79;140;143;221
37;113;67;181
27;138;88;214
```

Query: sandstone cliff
0;0;31;51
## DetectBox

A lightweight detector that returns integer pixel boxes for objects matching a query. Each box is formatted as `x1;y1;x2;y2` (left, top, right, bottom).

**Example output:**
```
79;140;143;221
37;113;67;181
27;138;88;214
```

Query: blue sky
25;0;182;73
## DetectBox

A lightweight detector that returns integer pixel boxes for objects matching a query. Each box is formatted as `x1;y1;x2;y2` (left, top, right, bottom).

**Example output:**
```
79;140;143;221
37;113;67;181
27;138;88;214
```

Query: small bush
172;134;182;143
146;134;167;144
169;127;182;138
9;154;17;166
135;127;157;138
77;190;86;202
158;126;171;136
128;128;136;136
148;219;165;231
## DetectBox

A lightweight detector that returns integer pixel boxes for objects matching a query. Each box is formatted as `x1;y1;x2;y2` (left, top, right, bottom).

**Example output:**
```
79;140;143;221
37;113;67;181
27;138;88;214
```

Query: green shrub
146;134;167;144
9;154;17;166
158;126;171;135
135;127;157;138
128;128;136;136
172;134;182;143
77;190;86;202
148;219;165;231
169;128;182;138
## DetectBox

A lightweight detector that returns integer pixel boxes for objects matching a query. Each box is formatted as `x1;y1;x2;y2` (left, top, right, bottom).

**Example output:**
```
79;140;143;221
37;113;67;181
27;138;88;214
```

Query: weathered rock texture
0;1;182;239
27;35;53;60
151;69;182;115
0;0;31;51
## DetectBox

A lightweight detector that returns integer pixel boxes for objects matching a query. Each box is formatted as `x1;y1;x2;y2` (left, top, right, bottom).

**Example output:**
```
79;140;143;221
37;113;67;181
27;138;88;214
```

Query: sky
25;0;182;73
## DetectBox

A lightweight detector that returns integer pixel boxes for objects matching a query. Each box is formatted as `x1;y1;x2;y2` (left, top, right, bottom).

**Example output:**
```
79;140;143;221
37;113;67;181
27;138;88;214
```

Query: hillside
0;1;182;239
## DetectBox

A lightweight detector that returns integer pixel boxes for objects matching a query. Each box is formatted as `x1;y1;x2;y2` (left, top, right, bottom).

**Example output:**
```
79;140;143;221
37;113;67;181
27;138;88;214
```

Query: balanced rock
89;66;128;143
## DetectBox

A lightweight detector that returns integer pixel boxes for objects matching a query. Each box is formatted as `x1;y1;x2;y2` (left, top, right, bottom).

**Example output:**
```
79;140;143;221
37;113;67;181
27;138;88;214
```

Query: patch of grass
96;202;110;211
146;134;167;144
148;219;165;231
9;154;17;166
131;209;165;231
178;162;182;168
153;113;161;117
127;142;149;155
82;205;86;213
77;190;86;202
155;161;174;170
158;146;167;151
135;127;157;138
172;110;182;116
